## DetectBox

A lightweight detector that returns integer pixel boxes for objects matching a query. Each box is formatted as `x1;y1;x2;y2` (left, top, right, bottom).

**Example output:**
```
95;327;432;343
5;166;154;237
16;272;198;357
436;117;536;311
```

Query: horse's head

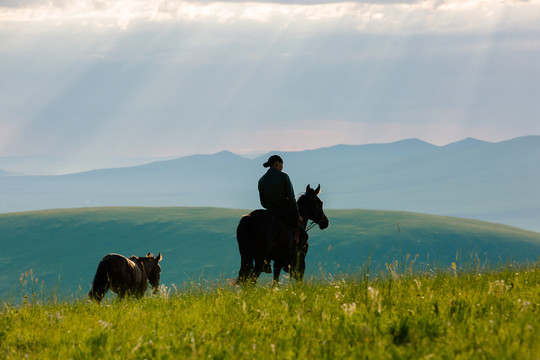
144;253;162;293
298;184;329;230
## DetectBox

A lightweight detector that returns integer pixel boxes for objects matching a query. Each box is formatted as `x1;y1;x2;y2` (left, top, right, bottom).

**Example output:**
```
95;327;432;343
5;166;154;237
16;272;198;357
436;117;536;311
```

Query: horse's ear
147;253;153;258
306;184;311;193
315;184;321;194
156;253;162;262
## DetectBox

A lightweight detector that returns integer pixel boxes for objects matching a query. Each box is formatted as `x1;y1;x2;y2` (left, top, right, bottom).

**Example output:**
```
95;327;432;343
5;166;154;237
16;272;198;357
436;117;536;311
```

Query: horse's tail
88;259;110;302
234;215;255;285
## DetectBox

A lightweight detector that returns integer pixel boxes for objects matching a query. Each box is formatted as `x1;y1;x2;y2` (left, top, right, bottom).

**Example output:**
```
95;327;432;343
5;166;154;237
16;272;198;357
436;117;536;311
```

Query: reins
306;221;317;232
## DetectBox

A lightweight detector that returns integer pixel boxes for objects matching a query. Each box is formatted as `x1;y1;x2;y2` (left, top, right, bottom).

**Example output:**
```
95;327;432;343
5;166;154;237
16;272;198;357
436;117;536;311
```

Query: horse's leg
236;216;256;286
238;258;254;286
273;262;283;286
295;242;308;283
250;261;264;285
296;252;306;283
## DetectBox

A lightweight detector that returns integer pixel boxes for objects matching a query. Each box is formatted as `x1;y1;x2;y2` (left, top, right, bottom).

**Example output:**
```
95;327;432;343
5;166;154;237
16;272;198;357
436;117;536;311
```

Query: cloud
1;0;539;34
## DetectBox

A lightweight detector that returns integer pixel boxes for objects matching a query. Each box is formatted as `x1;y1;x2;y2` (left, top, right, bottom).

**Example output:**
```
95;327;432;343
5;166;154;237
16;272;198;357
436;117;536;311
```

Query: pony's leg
88;288;107;303
137;288;146;299
116;289;126;301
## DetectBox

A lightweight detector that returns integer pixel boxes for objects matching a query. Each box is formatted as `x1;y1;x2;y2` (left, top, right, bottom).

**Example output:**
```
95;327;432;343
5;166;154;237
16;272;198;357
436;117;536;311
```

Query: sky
1;0;540;173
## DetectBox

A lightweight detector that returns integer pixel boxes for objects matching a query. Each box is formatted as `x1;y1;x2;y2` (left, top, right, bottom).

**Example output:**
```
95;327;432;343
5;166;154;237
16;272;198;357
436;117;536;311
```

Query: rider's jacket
258;167;300;220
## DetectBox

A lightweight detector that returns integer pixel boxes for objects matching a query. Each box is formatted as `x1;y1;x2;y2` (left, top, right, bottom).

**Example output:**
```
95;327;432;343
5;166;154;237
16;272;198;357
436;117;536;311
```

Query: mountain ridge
1;136;536;176
0;136;538;231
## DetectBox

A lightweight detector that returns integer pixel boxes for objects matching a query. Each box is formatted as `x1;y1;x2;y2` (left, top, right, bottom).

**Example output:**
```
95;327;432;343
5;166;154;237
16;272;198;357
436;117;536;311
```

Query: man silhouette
258;155;304;273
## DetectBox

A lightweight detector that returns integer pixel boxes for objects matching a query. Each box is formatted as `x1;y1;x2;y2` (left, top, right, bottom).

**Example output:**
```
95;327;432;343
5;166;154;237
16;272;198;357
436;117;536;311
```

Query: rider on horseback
258;155;306;273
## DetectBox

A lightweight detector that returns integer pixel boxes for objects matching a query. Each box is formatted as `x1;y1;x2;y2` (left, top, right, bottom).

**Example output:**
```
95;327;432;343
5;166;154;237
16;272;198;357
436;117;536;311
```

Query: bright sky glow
1;0;539;172
2;1;539;32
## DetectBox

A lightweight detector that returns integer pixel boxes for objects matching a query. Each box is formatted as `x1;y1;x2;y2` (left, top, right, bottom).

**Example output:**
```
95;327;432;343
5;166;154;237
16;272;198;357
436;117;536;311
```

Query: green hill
1;207;539;300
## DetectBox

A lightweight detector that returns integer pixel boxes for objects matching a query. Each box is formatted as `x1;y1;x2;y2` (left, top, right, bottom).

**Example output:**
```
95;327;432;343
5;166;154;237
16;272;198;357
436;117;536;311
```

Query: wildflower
342;302;356;316
368;286;382;314
158;284;171;299
518;299;531;311
489;280;510;296
98;320;111;329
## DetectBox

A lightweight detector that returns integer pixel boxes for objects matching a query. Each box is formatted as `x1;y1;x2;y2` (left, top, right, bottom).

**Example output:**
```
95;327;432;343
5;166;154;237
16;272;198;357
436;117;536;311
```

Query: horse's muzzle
318;216;329;230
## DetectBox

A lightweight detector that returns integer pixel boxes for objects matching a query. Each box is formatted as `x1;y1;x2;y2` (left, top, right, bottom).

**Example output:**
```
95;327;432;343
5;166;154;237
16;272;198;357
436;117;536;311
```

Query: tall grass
1;263;539;359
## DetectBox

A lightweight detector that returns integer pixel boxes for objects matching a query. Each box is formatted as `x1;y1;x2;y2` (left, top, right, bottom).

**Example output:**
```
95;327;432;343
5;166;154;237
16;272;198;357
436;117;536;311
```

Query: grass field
1;263;539;359
1;207;540;300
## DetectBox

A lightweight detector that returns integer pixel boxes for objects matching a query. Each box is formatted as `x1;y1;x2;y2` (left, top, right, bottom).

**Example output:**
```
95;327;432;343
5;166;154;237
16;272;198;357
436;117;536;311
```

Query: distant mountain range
0;136;539;231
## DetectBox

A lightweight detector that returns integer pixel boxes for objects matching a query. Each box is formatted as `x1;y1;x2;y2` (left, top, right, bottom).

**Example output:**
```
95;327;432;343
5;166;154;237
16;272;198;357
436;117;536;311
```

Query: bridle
299;192;326;232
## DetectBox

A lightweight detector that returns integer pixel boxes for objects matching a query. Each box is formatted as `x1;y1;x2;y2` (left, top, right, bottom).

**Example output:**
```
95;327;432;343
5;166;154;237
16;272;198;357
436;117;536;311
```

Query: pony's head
298;184;329;230
145;253;162;293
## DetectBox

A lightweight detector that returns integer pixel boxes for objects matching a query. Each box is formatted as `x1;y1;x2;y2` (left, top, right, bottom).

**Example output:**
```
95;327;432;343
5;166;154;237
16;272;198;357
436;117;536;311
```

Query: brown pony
88;253;162;303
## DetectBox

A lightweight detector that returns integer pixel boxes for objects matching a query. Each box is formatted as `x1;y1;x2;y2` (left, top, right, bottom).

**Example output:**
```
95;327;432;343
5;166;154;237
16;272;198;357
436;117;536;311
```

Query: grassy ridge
2;264;539;359
0;207;245;299
1;207;540;299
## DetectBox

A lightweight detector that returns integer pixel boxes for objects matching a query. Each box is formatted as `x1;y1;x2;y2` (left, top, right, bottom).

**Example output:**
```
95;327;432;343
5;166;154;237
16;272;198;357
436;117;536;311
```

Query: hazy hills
0;136;538;231
1;207;540;299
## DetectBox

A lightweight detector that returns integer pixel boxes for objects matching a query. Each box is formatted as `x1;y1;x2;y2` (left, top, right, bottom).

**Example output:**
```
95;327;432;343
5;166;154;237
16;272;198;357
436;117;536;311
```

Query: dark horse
88;253;162;303
234;184;329;285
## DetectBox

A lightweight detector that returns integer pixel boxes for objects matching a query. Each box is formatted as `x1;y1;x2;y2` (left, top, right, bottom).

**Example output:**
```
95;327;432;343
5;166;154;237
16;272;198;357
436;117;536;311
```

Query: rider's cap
263;155;283;168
